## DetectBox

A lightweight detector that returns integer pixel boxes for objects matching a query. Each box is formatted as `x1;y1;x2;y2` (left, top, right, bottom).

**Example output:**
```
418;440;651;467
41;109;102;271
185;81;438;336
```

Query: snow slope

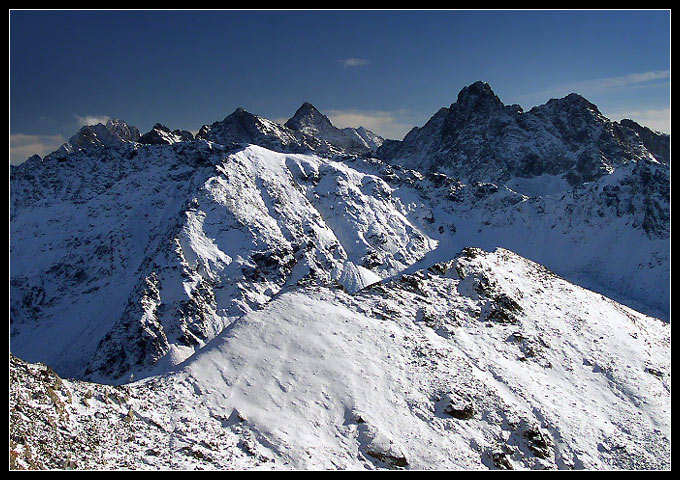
11;144;435;381
163;248;669;470
11;248;670;469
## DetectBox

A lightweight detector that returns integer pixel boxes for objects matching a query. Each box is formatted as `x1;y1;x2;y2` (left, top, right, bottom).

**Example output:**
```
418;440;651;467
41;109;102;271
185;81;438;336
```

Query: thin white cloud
10;133;65;165
579;70;670;89
605;107;670;134
516;70;670;104
341;58;370;68
75;114;110;127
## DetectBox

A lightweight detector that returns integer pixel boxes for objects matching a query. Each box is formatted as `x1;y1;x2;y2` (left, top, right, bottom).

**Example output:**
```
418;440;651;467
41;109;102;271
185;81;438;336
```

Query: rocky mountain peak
377;81;667;190
619;118;670;165
538;93;602;116
285;101;335;133
54;118;140;155
104;118;141;142
453;81;504;112
139;123;194;145
298;101;319;113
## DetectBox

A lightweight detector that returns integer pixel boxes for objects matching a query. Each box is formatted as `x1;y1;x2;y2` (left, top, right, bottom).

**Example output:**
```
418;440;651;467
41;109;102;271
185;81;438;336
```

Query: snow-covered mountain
9;83;670;469
193;103;382;157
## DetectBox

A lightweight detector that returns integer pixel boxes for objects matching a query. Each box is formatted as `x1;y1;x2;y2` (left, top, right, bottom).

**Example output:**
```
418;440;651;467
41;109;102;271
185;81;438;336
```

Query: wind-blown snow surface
10;143;669;384
10;249;670;469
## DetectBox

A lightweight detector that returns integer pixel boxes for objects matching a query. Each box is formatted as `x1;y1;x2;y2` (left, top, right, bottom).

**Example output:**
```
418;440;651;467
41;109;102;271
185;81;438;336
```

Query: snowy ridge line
11;247;669;469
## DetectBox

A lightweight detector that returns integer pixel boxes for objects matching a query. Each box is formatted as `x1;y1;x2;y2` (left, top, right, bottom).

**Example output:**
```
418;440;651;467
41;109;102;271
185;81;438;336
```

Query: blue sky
10;10;670;164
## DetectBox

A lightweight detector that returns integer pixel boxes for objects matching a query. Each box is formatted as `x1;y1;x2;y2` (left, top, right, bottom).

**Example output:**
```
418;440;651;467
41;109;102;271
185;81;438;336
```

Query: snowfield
11;249;670;469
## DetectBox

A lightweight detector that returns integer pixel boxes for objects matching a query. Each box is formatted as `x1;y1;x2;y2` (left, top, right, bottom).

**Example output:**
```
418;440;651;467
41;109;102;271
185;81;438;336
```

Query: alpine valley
10;82;670;470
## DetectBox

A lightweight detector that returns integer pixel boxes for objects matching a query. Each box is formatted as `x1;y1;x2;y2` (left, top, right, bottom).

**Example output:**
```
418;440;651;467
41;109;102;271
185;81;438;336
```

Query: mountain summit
284;102;336;134
55;118;140;156
285;102;384;152
191;104;383;156
378;82;669;192
454;80;506;112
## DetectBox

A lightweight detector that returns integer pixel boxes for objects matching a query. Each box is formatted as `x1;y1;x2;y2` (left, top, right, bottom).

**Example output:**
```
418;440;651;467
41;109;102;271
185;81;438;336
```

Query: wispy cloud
517;70;670;104
577;70;670;89
340;58;370;68
75;114;110;127
10;133;66;165
605;107;670;134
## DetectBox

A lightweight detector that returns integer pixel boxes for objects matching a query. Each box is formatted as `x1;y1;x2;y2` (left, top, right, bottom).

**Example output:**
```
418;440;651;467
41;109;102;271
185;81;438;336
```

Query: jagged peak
150;123;171;132
620;118;642;128
105;118;129;128
619;118;668;136
218;107;266;126
453;81;504;111
298;101;319;112
138;123;194;145
285;102;335;132
540;93;602;115
56;118;140;155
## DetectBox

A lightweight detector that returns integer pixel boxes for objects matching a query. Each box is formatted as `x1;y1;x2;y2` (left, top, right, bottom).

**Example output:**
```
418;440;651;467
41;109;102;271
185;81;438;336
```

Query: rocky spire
453;81;504;112
285;102;335;135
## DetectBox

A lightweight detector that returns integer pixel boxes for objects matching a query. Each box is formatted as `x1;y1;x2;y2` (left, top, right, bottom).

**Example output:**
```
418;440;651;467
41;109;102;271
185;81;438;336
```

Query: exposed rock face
195;107;333;155
619;118;670;165
9;353;265;470
285;102;384;153
56;119;141;156
139;123;194;145
377;81;667;191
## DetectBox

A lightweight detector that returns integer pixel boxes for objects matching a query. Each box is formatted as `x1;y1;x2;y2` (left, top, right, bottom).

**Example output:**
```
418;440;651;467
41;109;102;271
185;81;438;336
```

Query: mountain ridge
10;81;670;469
10;247;671;469
20;82;667;185
377;82;669;193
